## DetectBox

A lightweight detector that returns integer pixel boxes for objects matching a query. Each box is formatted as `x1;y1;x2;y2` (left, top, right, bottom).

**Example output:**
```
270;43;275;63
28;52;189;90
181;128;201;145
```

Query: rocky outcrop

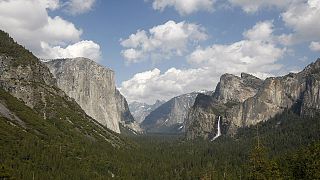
45;58;139;134
129;100;165;124
186;59;320;140
185;94;218;139
212;73;263;104
142;91;212;133
186;74;263;139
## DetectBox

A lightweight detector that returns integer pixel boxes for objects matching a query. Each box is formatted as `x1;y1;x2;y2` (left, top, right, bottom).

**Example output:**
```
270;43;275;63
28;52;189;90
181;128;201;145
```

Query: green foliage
246;143;281;180
0;30;38;67
1;89;320;179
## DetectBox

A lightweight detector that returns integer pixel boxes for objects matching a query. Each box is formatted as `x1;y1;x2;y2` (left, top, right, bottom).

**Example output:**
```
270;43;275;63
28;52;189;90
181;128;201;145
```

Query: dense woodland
0;89;319;179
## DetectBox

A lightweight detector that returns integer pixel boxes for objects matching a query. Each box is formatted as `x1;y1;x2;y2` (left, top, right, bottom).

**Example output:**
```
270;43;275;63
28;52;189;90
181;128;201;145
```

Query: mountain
185;59;320;140
129;100;165;124
0;30;130;178
142;91;212;133
44;58;141;134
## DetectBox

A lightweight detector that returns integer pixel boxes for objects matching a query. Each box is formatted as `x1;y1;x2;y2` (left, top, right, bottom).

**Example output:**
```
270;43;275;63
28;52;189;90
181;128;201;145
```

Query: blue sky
0;0;319;104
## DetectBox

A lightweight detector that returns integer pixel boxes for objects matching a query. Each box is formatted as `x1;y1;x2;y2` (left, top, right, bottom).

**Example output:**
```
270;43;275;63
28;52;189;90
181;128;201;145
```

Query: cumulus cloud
119;68;212;104
281;0;320;43
41;40;101;60
309;41;320;52
120;21;285;103
151;0;215;15
0;0;101;61
229;0;320;45
243;21;274;41
228;0;293;13
65;0;96;15
120;20;208;63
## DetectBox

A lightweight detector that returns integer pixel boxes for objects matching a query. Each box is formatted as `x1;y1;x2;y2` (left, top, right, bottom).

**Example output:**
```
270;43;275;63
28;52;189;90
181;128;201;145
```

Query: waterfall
211;116;221;141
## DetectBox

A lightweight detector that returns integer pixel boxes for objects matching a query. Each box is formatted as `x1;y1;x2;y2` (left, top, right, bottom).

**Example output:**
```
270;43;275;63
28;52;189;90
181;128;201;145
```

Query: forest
1;92;319;179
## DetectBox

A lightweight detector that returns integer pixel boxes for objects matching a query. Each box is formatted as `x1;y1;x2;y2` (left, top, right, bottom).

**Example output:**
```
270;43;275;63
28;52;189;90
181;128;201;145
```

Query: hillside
0;30;132;179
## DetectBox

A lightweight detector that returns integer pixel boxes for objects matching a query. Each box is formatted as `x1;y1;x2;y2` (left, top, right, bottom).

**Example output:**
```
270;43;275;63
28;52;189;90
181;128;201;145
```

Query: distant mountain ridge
142;91;212;133
129;100;165;124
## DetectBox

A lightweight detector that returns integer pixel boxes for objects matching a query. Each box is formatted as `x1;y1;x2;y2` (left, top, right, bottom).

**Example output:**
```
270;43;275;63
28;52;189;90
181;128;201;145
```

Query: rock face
0;30;124;147
142;92;212;133
186;74;263;139
115;89;142;133
45;58;139;133
213;73;263;104
186;60;320;140
129;100;165;124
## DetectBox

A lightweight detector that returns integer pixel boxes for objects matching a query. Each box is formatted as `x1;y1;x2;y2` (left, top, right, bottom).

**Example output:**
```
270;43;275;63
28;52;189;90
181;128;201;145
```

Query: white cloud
243;21;273;41
188;40;284;75
41;40;101;61
120;21;285;103
0;0;101;61
228;0;320;45
309;41;320;52
281;0;320;43
228;0;293;13
119;68;212;104
46;0;60;10
151;0;215;15
189;21;285;76
66;0;96;15
120;20;208;63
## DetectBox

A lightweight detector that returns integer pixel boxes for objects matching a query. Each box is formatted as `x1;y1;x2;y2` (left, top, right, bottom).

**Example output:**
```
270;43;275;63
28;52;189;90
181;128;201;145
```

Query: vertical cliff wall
45;58;137;133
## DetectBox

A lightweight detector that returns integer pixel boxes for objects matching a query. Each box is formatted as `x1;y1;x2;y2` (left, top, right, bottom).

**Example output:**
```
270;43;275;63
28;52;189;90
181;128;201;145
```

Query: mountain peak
240;72;260;80
305;58;320;72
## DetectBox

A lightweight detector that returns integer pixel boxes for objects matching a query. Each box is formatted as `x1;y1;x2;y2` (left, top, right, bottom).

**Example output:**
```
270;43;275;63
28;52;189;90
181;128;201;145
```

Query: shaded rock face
185;94;218;139
129;100;165;124
300;62;320;117
45;58;137;133
115;90;142;133
142;92;203;133
115;89;135;124
186;59;320;140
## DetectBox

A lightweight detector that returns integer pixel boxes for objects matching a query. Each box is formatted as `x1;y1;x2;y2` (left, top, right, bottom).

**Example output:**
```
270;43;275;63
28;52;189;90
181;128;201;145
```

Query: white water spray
211;116;221;141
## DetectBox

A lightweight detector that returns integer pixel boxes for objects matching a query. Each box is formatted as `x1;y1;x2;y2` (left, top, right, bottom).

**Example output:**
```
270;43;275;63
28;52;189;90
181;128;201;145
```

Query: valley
0;20;320;179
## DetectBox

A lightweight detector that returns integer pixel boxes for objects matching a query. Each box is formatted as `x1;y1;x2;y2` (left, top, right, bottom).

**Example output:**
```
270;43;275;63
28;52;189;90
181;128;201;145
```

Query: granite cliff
45;58;140;133
186;74;263;139
186;59;320;140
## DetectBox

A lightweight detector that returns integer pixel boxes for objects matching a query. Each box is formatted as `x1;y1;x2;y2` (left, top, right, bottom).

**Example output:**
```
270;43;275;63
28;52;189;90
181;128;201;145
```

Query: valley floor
1;110;320;179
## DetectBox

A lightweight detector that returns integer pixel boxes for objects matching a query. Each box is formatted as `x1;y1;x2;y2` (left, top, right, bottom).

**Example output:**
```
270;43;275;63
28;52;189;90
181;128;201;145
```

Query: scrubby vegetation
0;30;39;67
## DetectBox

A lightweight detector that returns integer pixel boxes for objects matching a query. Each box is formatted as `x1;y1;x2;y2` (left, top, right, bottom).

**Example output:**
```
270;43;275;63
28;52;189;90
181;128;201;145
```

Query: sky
0;0;319;104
